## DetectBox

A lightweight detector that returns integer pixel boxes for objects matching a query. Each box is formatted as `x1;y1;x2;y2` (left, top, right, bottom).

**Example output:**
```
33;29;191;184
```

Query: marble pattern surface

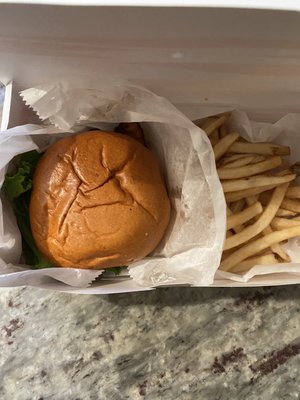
0;285;300;399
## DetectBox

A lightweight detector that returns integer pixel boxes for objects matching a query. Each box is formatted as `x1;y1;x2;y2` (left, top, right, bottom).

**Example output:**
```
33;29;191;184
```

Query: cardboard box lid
1;4;300;114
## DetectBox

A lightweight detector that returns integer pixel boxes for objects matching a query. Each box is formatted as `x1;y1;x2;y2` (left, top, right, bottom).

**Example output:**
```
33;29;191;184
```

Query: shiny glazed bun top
29;130;171;269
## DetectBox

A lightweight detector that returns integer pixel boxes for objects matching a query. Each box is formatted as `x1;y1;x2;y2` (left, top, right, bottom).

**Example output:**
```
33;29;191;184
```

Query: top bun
29;131;170;269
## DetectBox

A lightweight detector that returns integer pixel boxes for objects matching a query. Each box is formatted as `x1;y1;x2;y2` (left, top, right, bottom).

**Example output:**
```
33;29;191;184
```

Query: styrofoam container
1;2;300;293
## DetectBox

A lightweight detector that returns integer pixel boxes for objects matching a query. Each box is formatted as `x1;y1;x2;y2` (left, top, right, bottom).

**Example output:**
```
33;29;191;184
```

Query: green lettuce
3;151;53;269
108;266;127;276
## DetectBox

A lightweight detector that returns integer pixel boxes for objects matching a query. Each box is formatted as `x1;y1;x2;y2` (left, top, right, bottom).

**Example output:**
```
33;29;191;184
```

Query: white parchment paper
3;81;300;289
0;81;226;288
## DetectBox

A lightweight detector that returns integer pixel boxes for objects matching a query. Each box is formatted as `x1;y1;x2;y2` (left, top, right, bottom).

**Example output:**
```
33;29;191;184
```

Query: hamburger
5;125;171;270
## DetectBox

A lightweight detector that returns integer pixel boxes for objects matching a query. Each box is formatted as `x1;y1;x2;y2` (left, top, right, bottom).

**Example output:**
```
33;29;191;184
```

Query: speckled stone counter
0;286;300;399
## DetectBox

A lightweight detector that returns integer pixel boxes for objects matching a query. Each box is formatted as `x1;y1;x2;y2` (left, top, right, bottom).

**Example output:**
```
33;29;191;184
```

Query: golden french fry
204;113;230;136
220;124;227;138
245;196;290;261
214;132;239;161
286;187;300;199
200;117;216;129
280;158;290;170
262;225;291;261
223;254;280;273
229;141;291;156
271;217;300;230
226;230;233;238
222;174;295;193
222;155;260;169
227;202;263;230
218;156;282;180
224;183;289;250
220;154;252;165
210;128;219;146
291;162;300;176
218;153;268;167
245;195;257;205
221;224;300;272
253;249;274;257
228;201;245;233
280;198;300;213
276;167;294;176
193;116;214;129
249;155;267;164
230;199;245;213
231;225;244;233
225;185;276;202
275;208;298;218
222;234;262;257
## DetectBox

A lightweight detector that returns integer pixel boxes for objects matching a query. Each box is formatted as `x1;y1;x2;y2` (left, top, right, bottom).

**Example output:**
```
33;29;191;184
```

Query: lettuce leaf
3;151;53;269
108;266;127;275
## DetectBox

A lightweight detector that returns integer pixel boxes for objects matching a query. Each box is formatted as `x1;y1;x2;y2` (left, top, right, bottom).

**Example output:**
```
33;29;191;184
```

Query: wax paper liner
16;81;300;286
0;80;226;288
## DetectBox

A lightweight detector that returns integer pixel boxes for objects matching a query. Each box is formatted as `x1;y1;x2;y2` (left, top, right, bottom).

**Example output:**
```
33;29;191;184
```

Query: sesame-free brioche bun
29;131;171;269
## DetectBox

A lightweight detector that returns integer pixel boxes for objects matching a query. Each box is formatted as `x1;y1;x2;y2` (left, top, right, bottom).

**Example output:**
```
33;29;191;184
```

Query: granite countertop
0;285;299;399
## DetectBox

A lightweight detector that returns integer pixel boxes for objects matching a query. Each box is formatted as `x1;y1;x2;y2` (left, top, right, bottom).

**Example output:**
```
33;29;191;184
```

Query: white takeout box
1;1;300;293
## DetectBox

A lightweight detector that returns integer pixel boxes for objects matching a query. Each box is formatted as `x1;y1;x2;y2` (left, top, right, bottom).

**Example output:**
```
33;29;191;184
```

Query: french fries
280;198;300;214
227;201;245;233
224;183;289;250
222;155;264;169
199;111;300;275
224;185;277;202
230;199;245;213
220;153;252;165
210;129;219;146
271;217;300;230
213;132;239;161
222;174;295;193
261;225;291;262
223;254;279;273
220;124;227;139
227;202;263;230
276;208;298;218
229;141;291;156
226;230;234;238
221;225;300;272
203;114;230;136
286;186;300;199
245;195;290;261
199;117;215;130
218;156;282;179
